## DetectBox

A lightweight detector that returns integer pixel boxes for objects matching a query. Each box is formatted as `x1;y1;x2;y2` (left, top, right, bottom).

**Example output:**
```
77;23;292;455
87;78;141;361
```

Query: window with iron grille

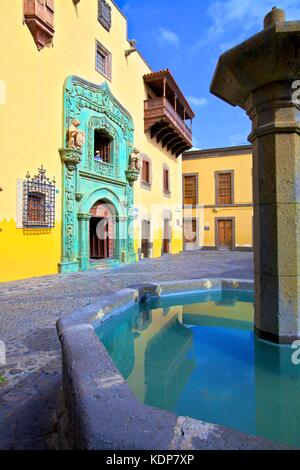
184;175;197;206
163;166;170;194
216;171;233;205
22;166;56;228
98;0;112;31
28;193;46;223
94;130;112;163
96;41;112;80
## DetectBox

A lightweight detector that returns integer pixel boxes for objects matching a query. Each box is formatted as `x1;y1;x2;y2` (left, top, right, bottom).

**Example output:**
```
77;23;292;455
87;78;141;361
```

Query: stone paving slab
0;251;253;450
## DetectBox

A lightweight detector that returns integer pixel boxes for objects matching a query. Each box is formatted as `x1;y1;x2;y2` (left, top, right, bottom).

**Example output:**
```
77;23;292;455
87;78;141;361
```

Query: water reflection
96;290;300;448
254;337;300;448
144;317;195;410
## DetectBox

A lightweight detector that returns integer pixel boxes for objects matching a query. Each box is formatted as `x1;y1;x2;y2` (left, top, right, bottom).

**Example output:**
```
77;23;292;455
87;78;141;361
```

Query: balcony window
216;171;234;206
184;174;198;206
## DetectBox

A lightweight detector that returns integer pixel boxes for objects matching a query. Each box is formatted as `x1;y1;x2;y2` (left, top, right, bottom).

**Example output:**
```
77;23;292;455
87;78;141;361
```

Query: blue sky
114;0;300;149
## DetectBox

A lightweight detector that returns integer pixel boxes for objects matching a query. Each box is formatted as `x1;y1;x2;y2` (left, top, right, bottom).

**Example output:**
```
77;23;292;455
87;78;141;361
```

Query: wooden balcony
144;70;195;157
24;0;55;51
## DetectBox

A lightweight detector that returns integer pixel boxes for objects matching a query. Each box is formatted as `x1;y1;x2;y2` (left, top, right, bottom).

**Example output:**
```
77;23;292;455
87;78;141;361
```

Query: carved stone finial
264;7;286;28
67;119;86;149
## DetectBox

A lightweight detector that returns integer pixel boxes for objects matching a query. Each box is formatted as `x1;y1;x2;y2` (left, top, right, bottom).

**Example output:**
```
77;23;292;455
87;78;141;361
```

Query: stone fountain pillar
211;8;300;343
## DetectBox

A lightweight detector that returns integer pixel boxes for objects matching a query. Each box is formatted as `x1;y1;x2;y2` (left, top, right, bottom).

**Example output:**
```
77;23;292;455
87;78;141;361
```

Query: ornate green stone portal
59;76;137;273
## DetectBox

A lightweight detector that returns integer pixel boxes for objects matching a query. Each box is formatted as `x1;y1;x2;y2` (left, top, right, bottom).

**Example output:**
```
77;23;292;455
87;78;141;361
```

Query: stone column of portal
78;213;92;271
210;8;300;343
59;148;82;274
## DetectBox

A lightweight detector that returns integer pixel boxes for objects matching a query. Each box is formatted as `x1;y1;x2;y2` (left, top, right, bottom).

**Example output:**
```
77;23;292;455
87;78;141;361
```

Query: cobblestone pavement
0;251;253;450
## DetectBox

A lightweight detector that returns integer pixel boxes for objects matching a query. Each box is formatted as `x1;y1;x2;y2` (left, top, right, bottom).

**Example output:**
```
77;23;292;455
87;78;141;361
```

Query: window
28;193;46;223
98;0;112;31
94;130;112;163
142;160;150;184
184;175;197;206
22;166;56;228
96;41;112;80
184;219;197;243
140;155;152;190
216;171;234;205
96;51;106;75
163;166;170;194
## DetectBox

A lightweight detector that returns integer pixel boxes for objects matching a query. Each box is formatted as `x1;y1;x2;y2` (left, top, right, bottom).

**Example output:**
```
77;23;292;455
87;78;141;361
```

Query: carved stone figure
67;119;85;149
129;148;141;171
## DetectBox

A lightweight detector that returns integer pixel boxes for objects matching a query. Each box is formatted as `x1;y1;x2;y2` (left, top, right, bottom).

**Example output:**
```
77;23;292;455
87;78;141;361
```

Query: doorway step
89;259;121;271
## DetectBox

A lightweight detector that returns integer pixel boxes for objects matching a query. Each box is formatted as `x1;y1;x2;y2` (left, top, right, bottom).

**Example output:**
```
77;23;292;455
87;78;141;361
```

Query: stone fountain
211;7;300;343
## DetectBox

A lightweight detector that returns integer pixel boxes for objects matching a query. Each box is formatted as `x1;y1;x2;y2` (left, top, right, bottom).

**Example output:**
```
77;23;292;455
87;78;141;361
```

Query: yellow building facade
0;0;194;282
182;146;253;251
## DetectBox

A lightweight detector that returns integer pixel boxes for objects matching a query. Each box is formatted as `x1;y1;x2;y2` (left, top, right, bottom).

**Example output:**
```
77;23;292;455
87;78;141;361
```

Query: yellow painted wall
0;0;183;282
127;305;183;401
182;150;253;250
183;301;253;322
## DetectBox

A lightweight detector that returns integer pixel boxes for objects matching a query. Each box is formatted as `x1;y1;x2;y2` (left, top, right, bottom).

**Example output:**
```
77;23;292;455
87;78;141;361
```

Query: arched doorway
90;200;116;260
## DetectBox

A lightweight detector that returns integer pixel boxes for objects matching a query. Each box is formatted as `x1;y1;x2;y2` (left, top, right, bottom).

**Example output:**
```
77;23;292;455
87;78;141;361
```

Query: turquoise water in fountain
96;290;300;448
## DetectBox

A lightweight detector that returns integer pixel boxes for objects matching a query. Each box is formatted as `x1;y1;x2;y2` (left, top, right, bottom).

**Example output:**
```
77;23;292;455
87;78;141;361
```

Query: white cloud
187;96;209;107
193;0;300;52
208;0;299;35
158;27;180;46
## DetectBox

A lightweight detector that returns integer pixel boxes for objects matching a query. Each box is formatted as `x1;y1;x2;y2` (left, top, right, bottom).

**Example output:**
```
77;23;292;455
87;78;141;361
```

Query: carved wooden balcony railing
144;97;193;157
144;70;195;157
24;0;55;51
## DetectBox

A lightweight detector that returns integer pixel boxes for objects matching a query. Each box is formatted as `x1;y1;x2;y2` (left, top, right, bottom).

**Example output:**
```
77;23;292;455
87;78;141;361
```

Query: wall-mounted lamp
73;0;80;5
125;39;138;57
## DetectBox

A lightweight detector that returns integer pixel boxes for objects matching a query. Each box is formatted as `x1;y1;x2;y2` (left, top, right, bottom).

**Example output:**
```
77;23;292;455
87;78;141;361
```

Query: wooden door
90;217;109;259
163;219;170;254
217;219;233;250
141;220;150;258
